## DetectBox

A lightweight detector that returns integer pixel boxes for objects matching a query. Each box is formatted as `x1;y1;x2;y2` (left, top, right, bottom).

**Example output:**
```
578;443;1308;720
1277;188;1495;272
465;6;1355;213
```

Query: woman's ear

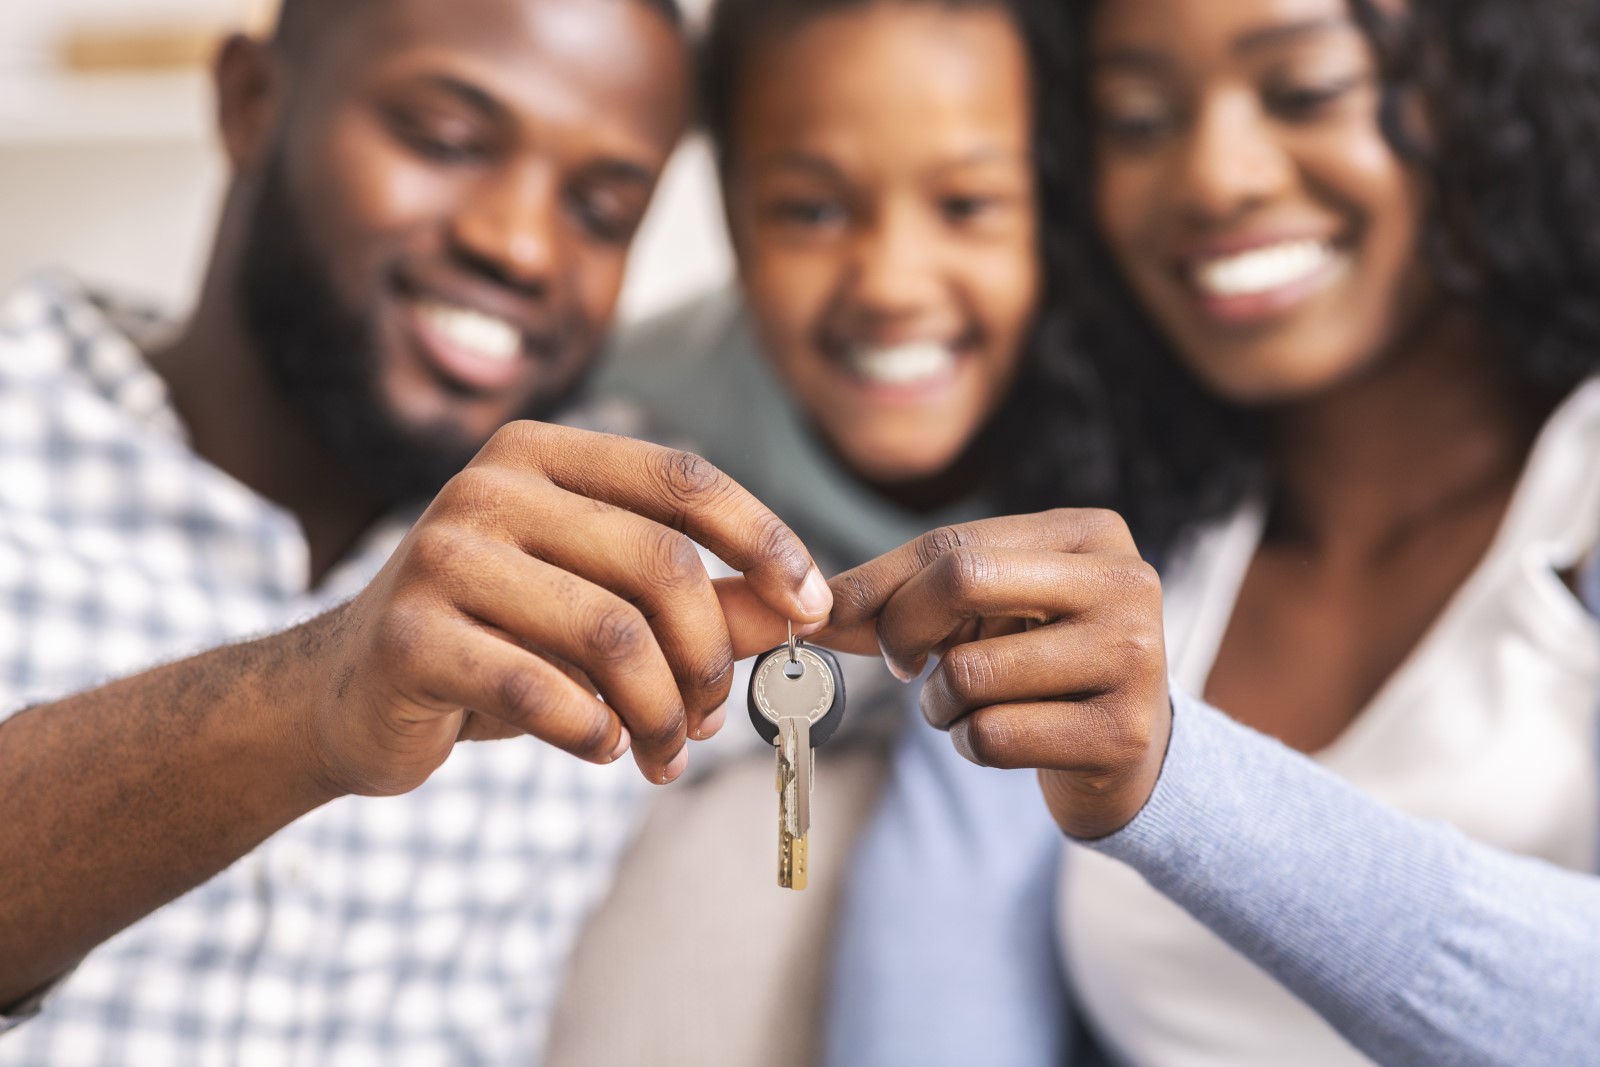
213;33;280;173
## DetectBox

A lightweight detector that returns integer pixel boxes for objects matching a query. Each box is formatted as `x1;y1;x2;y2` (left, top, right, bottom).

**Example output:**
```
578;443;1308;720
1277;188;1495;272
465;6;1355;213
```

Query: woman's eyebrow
1093;15;1354;71
1233;15;1354;56
1092;47;1169;75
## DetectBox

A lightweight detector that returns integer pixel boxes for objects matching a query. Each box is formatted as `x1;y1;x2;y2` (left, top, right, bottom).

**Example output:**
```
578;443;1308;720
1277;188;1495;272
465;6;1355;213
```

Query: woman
826;0;1600;1062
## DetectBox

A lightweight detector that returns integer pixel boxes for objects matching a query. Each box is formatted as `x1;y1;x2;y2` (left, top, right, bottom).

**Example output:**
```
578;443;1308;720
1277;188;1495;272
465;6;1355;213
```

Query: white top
1058;378;1600;1067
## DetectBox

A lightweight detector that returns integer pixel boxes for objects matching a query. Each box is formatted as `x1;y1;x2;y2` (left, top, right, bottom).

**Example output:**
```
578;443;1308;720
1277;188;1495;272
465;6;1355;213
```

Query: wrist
1042;691;1173;840
242;612;353;812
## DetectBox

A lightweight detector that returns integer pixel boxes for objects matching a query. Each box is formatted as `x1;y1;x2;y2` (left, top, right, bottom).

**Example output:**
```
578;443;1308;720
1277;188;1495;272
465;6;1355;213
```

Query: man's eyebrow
401;75;657;184
406;73;506;120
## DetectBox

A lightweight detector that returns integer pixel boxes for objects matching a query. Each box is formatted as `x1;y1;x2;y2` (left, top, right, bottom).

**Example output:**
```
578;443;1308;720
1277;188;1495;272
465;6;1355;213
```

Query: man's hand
819;509;1170;840
303;421;832;794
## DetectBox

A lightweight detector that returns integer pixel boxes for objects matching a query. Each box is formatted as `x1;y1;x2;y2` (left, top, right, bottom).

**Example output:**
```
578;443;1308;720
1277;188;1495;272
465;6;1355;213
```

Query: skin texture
832;0;1552;837
0;0;832;1009
724;4;1039;500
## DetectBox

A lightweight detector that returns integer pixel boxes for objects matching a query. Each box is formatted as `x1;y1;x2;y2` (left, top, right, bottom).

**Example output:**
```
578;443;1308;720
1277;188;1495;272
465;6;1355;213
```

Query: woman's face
726;4;1039;485
1090;0;1435;404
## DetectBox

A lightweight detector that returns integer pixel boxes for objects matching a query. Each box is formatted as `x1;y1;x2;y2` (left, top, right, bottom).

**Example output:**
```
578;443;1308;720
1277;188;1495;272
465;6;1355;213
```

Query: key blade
780;716;811;839
775;740;808;891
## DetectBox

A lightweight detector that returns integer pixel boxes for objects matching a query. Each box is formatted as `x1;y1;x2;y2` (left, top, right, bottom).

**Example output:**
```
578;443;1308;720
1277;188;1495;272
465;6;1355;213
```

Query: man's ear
214;33;280;172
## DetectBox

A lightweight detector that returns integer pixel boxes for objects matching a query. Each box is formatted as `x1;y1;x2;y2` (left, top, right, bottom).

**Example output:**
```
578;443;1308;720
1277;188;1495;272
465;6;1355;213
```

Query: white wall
0;0;729;323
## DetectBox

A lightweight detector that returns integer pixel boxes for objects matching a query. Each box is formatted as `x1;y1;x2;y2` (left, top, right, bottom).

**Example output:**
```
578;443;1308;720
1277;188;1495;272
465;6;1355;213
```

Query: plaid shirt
0;276;651;1065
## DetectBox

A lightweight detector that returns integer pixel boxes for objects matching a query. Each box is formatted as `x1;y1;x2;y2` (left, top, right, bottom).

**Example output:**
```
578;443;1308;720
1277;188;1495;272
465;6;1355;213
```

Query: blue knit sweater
1094;685;1600;1065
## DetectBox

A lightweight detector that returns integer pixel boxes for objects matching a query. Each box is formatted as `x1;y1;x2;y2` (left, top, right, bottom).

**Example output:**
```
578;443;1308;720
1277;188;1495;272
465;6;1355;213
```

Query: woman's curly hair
1014;0;1600;554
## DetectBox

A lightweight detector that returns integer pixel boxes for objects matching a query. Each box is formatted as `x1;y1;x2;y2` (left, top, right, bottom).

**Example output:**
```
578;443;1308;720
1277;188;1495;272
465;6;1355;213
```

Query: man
0;0;830;1061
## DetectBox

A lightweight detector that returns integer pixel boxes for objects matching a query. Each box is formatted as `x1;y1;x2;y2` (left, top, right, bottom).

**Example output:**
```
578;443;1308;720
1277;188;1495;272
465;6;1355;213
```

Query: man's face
235;0;688;503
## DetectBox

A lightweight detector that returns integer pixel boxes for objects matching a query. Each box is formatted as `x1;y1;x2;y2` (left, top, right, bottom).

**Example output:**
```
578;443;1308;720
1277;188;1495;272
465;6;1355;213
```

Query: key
748;625;846;890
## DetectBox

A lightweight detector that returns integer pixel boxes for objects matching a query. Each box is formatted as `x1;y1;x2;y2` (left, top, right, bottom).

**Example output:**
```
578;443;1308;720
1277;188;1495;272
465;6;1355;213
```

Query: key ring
787;620;798;663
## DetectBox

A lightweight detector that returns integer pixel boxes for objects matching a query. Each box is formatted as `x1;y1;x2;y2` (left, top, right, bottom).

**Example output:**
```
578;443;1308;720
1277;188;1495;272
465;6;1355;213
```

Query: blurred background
0;0;730;322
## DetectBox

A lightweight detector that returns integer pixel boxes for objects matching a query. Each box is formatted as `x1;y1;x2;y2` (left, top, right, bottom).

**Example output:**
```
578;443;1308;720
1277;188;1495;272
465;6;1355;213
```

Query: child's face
1089;0;1437;404
725;4;1038;486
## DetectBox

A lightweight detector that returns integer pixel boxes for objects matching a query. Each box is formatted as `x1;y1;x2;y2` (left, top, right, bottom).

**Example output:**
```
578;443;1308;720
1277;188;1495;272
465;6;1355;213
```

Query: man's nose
450;161;561;290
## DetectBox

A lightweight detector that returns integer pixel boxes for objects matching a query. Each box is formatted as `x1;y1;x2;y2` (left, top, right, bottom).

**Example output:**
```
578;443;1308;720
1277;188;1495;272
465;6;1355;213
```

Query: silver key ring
787;620;798;663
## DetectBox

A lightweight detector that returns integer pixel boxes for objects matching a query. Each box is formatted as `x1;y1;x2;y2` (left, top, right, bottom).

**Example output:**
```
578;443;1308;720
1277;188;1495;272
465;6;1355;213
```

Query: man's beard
237;159;568;509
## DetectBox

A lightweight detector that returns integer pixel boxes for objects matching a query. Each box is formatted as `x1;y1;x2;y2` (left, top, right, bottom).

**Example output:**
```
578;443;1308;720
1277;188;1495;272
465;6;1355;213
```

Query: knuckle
1101;557;1161;601
639;526;703;587
656;448;726;505
690;647;736;695
833;569;878;620
1045;506;1134;553
915;524;975;567
640;706;687;754
1078;507;1130;542
374;605;429;667
486;419;544;459
404;524;454;572
1116;621;1166;673
746;512;807;578
962;711;1019;768
937;546;997;601
939;646;996;708
494;665;542;723
437;466;505;520
581;603;650;668
572;711;617;760
1087;697;1154;772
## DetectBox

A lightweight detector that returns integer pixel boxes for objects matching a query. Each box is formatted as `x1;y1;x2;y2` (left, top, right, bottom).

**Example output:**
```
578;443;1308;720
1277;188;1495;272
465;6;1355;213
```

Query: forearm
1088;689;1600;1066
0;614;341;1006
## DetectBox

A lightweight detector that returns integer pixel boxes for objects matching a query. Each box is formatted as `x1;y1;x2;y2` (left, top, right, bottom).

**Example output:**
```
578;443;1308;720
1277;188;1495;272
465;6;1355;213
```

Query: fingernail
608;728;632;763
794;618;827;639
661;746;689;783
879;639;917;683
798;568;832;616
693;703;727;740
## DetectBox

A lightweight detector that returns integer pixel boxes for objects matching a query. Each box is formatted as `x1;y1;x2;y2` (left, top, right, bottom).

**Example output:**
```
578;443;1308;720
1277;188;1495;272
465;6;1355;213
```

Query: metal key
748;625;846;890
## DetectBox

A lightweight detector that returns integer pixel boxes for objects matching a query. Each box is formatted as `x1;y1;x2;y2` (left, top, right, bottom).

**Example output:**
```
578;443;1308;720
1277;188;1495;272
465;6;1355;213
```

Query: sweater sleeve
1086;687;1600;1066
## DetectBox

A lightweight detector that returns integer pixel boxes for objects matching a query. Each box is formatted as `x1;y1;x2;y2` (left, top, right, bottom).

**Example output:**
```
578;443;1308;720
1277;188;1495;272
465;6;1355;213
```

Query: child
552;1;1080;1064
825;0;1600;1062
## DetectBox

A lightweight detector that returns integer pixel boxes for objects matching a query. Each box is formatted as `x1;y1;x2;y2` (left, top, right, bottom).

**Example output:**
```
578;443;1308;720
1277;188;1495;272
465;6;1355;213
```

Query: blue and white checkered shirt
0;275;651;1065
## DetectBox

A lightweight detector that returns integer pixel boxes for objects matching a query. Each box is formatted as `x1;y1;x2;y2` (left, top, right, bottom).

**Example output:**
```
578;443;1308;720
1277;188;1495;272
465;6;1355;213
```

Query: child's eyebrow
752;152;846;178
921;147;1029;177
750;147;1026;179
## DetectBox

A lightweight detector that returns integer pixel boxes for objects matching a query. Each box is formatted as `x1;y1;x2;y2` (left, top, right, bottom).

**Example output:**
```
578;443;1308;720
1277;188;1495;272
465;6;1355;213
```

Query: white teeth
417;301;521;362
847;341;958;386
1193;240;1335;298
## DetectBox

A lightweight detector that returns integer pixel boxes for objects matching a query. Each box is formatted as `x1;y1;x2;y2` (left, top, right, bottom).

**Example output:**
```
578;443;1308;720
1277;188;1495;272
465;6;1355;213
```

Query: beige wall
0;0;729;322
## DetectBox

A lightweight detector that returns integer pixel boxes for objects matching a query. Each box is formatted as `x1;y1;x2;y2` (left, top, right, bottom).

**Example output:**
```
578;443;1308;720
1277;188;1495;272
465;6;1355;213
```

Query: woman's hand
821;509;1172;839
